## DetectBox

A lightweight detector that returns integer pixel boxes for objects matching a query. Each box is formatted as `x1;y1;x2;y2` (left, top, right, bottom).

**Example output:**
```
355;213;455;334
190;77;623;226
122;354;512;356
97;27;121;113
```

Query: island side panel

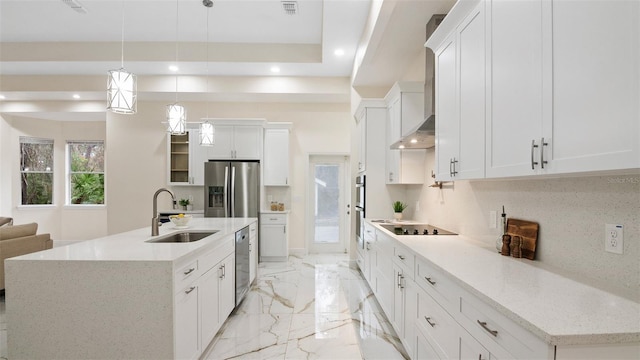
6;259;174;359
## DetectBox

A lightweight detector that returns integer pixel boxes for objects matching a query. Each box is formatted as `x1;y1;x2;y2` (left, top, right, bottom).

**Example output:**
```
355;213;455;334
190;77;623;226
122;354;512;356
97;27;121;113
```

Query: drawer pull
183;267;195;275
424;316;436;327
184;286;196;294
397;255;405;260
425;277;436;285
477;320;498;337
269;217;278;221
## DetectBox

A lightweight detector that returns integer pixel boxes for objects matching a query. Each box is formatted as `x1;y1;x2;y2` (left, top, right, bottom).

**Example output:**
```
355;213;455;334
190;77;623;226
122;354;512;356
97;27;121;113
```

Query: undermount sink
146;231;218;243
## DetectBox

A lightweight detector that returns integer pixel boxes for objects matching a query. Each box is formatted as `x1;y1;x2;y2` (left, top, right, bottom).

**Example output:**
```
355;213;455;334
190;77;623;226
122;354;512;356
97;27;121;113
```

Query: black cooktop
380;224;457;236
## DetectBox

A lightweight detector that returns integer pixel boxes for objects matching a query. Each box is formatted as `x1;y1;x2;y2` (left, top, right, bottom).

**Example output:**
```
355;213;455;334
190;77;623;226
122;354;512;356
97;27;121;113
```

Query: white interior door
308;155;349;254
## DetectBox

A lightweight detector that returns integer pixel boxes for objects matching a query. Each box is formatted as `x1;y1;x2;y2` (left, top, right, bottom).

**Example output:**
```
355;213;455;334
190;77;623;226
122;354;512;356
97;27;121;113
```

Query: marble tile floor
0;254;407;360
202;254;408;360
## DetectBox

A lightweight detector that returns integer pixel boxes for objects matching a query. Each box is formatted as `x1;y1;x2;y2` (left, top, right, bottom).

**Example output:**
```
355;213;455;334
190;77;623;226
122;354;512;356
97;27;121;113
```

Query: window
67;141;105;205
20;137;54;205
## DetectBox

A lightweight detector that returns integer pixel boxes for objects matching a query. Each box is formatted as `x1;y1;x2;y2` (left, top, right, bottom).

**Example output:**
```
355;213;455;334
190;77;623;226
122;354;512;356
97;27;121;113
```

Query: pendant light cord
120;0;125;68
206;8;210;119
175;0;179;104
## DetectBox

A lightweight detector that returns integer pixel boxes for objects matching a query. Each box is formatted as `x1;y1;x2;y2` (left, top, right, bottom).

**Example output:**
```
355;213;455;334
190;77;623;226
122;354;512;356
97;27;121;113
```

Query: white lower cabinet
173;234;237;359
260;213;289;261
249;222;258;283
175;283;200;360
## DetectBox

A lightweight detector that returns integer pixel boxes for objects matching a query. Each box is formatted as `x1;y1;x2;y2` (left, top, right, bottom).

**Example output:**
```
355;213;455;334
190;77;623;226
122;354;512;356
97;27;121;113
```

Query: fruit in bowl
169;214;192;227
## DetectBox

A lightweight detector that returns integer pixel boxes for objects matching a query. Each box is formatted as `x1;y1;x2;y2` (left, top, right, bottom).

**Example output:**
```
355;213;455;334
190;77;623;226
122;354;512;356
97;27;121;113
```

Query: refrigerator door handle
230;165;236;217
224;166;229;218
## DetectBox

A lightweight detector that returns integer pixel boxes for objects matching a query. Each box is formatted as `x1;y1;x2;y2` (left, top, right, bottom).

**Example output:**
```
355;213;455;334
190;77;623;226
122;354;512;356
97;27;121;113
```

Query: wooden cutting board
506;218;539;260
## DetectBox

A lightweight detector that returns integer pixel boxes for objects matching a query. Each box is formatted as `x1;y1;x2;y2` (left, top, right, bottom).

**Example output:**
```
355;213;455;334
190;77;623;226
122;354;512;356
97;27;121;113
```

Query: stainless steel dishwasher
235;225;250;306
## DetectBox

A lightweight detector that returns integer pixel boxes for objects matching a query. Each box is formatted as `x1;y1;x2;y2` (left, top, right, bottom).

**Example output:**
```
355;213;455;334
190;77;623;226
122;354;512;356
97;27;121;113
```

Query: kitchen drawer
393;244;415;279
364;222;376;242
416;287;458;360
175;259;199;291
260;213;286;224
199;235;235;274
459;289;549;359
415;257;459;314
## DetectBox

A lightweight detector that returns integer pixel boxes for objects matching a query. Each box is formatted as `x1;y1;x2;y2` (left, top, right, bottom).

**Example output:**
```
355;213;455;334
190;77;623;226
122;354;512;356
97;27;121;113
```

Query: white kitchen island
5;217;256;360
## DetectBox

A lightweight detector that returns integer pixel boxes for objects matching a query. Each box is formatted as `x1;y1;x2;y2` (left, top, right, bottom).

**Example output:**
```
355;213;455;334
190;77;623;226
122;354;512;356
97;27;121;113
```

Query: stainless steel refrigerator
204;160;260;218
204;160;259;306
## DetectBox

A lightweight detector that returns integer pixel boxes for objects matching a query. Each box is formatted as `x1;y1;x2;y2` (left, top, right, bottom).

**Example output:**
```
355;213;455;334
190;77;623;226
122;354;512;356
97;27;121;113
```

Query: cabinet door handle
540;137;548;169
397;272;402;288
389;172;393;182
451;158;458;176
477;320;498;337
183;267;195;275
425;277;436;285
397;255;405;260
424;316;436;327
283;225;286;234
366;242;371;250
184;286;196;294
531;140;539;170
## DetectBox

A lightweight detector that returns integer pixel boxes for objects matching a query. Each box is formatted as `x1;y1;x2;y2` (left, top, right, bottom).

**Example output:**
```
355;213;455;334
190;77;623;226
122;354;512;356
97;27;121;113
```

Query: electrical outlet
605;224;624;254
489;211;497;229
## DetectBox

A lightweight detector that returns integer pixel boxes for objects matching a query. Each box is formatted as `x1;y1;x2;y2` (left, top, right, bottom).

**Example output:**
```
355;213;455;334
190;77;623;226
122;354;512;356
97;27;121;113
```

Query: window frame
19;136;54;206
65;140;106;206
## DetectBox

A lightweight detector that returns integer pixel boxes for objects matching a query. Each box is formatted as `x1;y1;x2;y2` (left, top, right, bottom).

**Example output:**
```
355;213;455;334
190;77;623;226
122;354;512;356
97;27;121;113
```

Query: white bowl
169;214;192;227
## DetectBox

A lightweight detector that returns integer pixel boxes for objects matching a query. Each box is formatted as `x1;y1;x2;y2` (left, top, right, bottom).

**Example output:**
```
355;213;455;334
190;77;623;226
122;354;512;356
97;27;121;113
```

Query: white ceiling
0;0;456;120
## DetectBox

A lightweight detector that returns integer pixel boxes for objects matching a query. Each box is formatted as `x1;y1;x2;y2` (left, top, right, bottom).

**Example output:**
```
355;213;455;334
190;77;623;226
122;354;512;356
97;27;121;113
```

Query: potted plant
179;198;190;211
392;201;408;220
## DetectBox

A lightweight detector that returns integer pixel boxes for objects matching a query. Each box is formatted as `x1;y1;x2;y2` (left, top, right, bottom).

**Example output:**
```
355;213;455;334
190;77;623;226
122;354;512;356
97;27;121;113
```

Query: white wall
1;115;107;241
106;101;352;253
410;149;640;295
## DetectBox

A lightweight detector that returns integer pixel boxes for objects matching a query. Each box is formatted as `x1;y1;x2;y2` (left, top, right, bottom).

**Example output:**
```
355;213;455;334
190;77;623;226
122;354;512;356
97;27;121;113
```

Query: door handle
531;140;539;170
540;137;548;169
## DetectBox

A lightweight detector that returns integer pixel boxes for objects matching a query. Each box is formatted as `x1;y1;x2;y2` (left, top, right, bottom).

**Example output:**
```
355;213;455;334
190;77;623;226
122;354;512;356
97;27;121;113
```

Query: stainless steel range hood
390;14;444;150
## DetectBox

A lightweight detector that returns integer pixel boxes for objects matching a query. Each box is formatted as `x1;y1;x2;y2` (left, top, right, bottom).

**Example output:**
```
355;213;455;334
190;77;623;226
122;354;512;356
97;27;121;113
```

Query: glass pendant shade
107;68;137;114
200;121;215;146
166;104;186;134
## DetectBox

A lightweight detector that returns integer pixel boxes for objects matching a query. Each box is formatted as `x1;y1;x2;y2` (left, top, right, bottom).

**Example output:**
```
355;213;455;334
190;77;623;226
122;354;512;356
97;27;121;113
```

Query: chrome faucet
152;188;176;236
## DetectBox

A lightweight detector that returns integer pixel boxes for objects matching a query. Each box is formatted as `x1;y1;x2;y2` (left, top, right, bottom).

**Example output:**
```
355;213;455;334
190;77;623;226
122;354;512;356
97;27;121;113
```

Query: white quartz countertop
368;221;640;346
10;218;256;262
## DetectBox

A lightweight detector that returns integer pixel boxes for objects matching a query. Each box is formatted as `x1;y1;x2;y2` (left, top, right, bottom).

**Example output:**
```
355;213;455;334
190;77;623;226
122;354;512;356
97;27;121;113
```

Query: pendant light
200;2;215;146
167;0;186;134
107;1;137;114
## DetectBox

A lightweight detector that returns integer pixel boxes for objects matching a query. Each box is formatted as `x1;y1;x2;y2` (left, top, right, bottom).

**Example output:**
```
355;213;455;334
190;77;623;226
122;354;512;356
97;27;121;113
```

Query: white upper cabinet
206;122;263;160
355;107;367;173
385;82;425;145
433;1;486;181
549;0;639;173
428;0;639;180
485;0;548;178
384;83;426;184
263;125;291;186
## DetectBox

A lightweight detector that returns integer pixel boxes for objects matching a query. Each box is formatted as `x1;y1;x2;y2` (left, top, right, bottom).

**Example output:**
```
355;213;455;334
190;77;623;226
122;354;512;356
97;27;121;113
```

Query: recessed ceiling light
334;49;345;57
410;138;418;144
0;95;5;100
270;66;281;73
72;94;80;99
169;65;179;72
398;144;405;149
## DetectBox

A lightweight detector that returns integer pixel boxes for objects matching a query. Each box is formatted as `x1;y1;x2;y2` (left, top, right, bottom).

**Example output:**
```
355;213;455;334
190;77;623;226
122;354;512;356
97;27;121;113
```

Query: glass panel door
309;155;348;253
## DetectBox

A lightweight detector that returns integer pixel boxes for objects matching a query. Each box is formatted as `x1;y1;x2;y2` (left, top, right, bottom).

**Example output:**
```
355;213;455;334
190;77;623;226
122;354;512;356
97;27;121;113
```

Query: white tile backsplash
411;149;639;294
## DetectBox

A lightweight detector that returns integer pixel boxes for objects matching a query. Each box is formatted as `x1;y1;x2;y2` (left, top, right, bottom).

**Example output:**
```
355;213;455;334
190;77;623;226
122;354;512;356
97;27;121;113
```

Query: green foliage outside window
69;142;105;205
20;137;54;205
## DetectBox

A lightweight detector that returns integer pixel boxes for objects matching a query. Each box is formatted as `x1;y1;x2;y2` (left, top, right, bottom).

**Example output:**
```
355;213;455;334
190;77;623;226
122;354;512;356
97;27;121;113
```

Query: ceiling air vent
281;1;298;15
61;0;88;14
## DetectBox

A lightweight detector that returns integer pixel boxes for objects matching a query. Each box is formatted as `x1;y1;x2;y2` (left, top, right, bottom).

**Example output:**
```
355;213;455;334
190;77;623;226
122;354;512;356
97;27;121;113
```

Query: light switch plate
605;224;624;254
